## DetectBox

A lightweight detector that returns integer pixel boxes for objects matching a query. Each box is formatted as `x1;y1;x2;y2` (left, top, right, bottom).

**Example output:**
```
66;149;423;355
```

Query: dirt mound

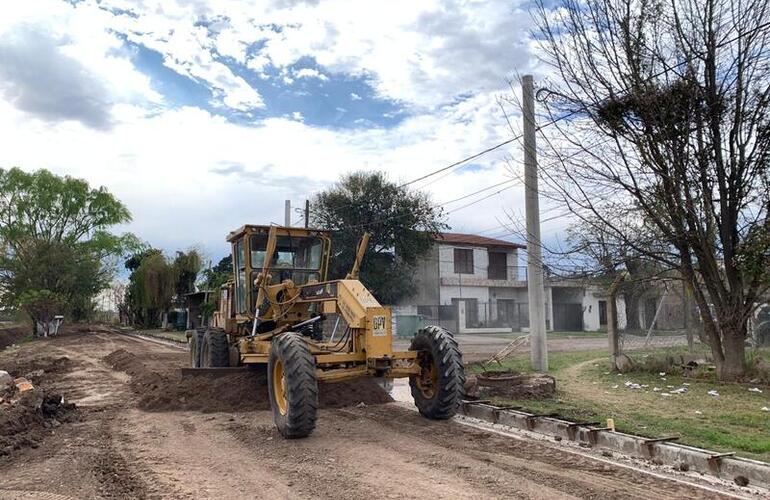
3;355;73;385
0;326;29;350
466;371;556;399
0;389;78;458
104;348;393;413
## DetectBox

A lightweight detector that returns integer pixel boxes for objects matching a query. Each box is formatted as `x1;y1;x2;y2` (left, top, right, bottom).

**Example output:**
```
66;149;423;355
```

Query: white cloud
0;0;556;260
0;0;161;128
93;0;536;109
0;87;532;257
294;67;328;81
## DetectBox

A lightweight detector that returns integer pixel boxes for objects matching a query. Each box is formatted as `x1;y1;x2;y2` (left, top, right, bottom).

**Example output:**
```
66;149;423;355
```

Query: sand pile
104;349;393;413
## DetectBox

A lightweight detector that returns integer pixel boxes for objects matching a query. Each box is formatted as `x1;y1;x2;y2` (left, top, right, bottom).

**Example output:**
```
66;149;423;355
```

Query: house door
497;299;517;327
553;303;583;331
598;300;608;327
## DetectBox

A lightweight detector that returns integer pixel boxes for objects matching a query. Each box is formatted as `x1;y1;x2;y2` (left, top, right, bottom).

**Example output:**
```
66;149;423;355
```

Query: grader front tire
268;332;318;439
409;326;465;420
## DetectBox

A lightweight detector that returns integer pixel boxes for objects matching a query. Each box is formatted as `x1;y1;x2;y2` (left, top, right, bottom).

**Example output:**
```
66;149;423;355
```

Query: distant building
396;232;626;334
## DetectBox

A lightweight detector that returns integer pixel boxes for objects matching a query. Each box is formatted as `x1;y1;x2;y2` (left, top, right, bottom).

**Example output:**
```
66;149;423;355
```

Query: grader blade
180;367;250;378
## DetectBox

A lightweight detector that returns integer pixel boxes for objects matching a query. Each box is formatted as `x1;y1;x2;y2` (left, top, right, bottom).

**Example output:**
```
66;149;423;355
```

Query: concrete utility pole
284;200;291;227
523;74;548;372
304;200;310;228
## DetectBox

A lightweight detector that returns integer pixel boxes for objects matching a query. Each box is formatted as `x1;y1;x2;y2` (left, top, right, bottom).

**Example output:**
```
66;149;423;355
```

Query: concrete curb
460;400;770;490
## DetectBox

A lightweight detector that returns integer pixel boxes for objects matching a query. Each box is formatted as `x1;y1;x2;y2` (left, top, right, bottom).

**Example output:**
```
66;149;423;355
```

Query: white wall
439;284;489;305
582;286;627;331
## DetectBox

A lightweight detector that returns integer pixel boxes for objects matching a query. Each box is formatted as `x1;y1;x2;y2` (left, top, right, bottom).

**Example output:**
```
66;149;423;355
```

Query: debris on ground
624;381;642;390
466;371;556;399
761;407;769;412
708;390;720;397
0;382;78;458
0;370;12;387
695;410;703;415
14;377;34;393
748;387;762;393
734;475;750;487
670;387;688;394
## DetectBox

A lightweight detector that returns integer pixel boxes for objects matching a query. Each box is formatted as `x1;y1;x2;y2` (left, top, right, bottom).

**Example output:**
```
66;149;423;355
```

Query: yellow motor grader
188;224;465;438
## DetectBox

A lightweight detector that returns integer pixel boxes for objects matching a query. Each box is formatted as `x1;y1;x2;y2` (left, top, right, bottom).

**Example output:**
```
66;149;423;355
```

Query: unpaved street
0;330;737;499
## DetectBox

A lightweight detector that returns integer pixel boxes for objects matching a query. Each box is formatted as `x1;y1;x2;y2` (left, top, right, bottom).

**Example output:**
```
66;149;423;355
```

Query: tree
310;171;447;304
18;290;65;337
200;255;233;291
123;248;203;327
531;0;770;379
565;216;661;331
0;168;132;329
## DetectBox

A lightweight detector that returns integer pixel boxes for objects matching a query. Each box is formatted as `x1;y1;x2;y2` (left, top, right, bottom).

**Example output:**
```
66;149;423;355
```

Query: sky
0;0;566;264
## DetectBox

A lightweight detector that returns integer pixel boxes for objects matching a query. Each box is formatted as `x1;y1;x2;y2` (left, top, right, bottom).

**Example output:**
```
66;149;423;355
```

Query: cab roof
226;224;331;243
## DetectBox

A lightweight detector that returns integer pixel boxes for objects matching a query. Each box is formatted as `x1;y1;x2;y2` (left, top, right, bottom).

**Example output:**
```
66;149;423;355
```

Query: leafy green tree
173;250;203;296
200;255;233;291
123;249;203;327
310;171;446;304
0;168;132;329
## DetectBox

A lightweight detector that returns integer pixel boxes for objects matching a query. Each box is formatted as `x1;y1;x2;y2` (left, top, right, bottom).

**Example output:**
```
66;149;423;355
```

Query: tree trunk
716;329;746;381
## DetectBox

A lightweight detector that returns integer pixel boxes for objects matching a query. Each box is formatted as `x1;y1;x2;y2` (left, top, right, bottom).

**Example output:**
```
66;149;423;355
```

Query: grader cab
188;224;465;438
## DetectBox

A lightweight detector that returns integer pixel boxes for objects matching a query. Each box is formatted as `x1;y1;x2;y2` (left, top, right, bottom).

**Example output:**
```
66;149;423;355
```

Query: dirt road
0;330;741;499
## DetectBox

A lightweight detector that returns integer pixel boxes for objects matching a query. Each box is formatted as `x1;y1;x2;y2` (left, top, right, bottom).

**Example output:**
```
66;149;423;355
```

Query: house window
453;248;474;274
598;300;607;326
488;252;507;279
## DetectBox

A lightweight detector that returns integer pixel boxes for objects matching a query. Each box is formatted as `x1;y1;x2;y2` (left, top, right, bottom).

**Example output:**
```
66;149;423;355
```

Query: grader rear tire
409;326;465;420
201;328;229;368
268;332;318;439
189;328;205;368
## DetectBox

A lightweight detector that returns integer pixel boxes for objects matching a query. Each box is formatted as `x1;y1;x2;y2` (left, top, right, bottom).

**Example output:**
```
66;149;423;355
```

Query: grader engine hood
334;280;392;359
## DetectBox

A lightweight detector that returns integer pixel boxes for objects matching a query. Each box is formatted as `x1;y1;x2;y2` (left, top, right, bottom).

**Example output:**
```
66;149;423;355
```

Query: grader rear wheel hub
416;354;438;399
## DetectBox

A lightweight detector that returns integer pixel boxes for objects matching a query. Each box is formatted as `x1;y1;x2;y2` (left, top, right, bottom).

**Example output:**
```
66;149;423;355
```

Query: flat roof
436;232;526;249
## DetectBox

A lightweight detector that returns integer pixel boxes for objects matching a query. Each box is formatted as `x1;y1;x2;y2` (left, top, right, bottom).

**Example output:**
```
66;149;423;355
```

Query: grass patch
475;348;770;461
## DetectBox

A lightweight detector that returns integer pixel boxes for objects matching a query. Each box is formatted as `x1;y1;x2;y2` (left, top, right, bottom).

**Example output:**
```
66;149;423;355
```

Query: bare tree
530;0;770;380
566;216;665;332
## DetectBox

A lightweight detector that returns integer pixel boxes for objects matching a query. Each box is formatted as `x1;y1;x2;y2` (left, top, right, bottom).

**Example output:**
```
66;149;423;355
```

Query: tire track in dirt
0;330;744;499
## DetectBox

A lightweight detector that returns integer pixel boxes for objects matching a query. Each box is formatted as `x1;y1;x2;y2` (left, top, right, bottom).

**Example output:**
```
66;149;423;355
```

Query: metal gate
553;303;583;331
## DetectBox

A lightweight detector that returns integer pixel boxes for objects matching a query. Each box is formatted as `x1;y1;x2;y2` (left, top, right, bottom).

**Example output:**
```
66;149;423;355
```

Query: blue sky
0;0;563;264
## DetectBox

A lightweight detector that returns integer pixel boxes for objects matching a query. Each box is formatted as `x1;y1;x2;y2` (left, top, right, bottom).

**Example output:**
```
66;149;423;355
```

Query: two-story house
397;232;626;334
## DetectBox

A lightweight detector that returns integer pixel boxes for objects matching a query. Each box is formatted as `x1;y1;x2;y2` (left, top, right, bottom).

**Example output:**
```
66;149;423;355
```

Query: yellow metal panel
240;353;269;364
316;367;368;382
313;352;365;364
322;300;336;314
365;307;392;359
337;280;381;328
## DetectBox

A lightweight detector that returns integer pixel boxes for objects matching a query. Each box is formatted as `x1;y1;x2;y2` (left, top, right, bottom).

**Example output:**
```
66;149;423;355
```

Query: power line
397;136;519;188
304;20;770;234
